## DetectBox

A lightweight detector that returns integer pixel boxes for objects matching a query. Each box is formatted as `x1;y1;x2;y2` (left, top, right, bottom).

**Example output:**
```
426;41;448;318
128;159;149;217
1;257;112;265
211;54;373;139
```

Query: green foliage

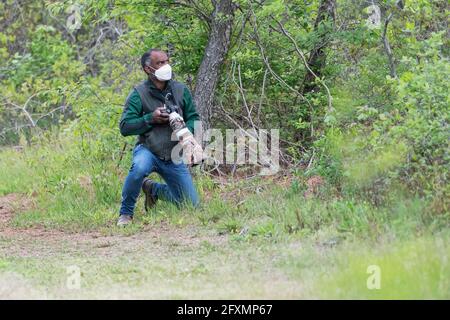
0;0;448;301
0;0;448;244
313;25;449;210
313;235;450;299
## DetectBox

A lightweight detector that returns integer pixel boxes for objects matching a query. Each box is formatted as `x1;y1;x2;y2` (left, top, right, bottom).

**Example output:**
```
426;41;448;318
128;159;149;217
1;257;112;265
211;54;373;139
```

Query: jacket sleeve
182;87;200;134
119;89;153;136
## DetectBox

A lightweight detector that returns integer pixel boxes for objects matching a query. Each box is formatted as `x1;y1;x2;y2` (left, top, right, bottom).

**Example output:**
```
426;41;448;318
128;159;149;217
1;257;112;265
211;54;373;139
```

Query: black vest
133;80;185;161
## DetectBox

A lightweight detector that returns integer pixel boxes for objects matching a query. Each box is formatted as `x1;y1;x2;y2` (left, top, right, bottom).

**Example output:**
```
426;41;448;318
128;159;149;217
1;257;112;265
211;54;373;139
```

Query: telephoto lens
163;92;204;165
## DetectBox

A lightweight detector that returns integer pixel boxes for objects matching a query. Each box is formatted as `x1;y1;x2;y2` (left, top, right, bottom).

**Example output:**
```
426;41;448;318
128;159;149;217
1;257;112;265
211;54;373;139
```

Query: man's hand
151;107;169;124
180;132;204;166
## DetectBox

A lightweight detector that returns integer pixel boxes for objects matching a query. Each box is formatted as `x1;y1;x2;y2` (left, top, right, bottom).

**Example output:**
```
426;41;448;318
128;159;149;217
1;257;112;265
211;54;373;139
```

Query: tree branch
382;12;397;78
272;16;333;112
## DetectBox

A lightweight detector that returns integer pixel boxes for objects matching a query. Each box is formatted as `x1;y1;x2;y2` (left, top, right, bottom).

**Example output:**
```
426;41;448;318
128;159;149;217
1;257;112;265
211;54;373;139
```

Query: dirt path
0;193;308;299
0;193;228;259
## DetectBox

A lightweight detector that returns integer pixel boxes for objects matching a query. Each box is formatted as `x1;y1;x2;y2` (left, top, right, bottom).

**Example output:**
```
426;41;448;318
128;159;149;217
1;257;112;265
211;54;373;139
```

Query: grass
1;233;448;299
0;142;449;299
311;234;450;299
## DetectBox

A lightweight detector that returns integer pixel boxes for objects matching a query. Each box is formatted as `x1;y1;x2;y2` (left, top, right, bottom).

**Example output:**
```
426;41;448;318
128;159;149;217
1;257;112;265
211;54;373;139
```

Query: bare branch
248;6;313;110
236;63;257;133
382;12;397;78
6;92;40;128
257;68;268;125
272;17;333;111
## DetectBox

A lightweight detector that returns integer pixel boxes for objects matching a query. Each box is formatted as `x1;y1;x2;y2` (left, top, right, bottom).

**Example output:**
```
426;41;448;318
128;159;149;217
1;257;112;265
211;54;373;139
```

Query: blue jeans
119;144;200;216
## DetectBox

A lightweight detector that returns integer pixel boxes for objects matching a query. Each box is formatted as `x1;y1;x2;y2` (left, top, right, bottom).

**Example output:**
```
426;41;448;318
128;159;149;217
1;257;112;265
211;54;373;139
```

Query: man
117;49;200;226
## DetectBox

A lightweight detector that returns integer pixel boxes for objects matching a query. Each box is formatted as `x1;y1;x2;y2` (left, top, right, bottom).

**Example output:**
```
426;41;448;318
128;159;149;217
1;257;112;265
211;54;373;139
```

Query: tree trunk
302;0;336;94
193;0;235;130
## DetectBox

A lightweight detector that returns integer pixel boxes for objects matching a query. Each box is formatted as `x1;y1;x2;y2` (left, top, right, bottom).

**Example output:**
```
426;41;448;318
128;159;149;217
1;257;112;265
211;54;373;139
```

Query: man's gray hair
141;48;163;70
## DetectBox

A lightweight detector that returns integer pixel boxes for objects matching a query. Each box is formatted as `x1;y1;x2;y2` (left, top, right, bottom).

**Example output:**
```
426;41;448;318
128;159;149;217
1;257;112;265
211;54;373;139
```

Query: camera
164;93;180;114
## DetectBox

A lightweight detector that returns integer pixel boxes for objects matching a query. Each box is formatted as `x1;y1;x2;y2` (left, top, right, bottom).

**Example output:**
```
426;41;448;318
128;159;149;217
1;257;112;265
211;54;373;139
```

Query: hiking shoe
142;177;157;212
117;214;133;227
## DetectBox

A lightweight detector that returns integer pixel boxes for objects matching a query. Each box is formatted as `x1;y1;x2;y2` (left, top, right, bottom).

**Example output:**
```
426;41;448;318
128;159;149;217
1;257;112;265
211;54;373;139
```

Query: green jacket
119;80;200;137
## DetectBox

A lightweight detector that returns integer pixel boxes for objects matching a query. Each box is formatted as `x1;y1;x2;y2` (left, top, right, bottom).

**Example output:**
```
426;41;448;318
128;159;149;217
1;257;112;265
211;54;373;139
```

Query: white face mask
152;64;172;81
